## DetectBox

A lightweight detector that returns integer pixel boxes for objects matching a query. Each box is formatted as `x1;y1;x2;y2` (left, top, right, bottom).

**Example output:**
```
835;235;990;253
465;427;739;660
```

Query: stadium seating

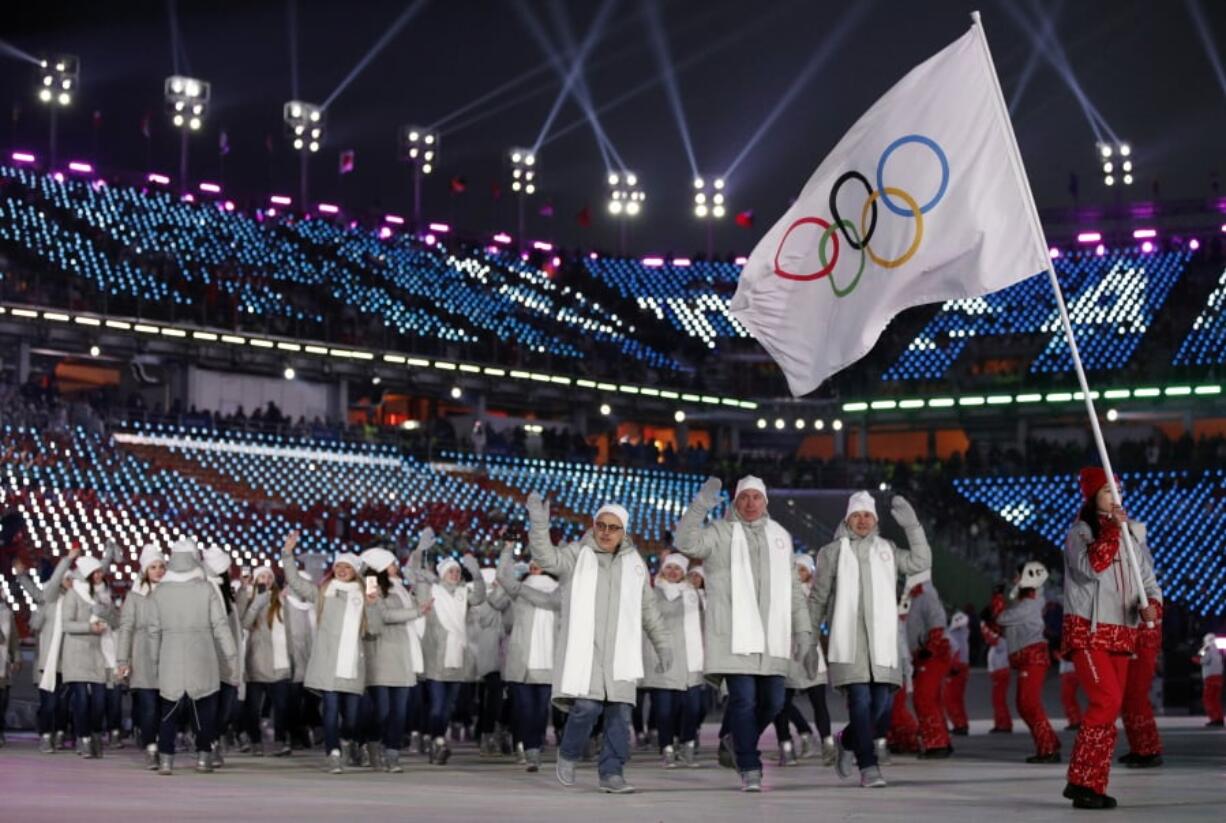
883;248;1192;381
1173;266;1226;366
952;469;1226;615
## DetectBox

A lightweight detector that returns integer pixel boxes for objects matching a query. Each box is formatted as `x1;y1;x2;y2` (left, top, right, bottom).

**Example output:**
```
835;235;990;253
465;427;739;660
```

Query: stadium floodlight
284;101;324;207
692;176;726;219
607;171;644;218
508;148;537;250
36;54;78;168
398;125;438;232
165;75;211;193
1097;141;1133;187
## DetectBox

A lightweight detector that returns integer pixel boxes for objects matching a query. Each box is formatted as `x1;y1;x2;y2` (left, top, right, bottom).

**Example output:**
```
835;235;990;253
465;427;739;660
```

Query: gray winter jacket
489;552;562;685
149;556;238;701
1064;518;1161;638
242;590;294;683
283;551;382;695
785;579;828;689
467;598;504;680
364;584;422;688
811;520;933;689
418;574;486;683
530;524;670;710
673;501;812;680
995;594;1047;655
904;584;947;654
283;589;316;684
208;578;247;689
59;584;115;685
18;555;74;679
640;584;706;691
116;585;159;690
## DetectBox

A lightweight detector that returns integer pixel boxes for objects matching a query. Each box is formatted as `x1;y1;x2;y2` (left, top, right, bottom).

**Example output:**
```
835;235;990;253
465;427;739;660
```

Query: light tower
509;147;537;250
164;75;210;193
284;101;323;207
1097;141;1133;188
36;55;78;168
693;176;726;258
607;171;644;254
398;125;437;232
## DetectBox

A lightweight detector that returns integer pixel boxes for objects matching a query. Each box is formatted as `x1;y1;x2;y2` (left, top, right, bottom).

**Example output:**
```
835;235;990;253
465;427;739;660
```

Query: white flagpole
968;10;1151;616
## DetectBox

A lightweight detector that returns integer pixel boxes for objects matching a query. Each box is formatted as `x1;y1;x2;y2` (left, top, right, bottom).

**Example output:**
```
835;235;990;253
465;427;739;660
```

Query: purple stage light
379;226;393;239
672;257;691;266
270;195;293;206
317;202;339;214
199;182;221;194
1049;247;1061;259
67;161;93;174
735;256;748;265
1077;231;1102;243
532;241;553;252
1190;238;1201;251
11;151;36;164
492;232;512;245
642;257;664;267
428;222;450;233
1140;240;1154;253
384;214;405;225
1132;228;1157;239
1095;243;1106;256
146;172;171;185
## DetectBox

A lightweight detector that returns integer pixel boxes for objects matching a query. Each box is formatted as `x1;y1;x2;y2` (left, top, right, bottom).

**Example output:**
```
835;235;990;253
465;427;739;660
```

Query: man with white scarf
15;546;78;753
811;491;932;789
674;475;815;793
527;493;671;795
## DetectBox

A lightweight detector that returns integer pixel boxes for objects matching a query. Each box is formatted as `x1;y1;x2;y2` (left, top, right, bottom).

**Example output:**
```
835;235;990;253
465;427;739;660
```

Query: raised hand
416;527;436;553
282;530;300;555
696;476;722;507
890;496;920;530
526;492;550;526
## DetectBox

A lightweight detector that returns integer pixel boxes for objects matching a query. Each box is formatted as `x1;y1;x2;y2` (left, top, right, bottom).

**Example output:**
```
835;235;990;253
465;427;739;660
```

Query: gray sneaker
80;736;99;760
525;748;542;773
210;741;225;769
556;755;578;787
326;749;344;774
661;743;677;769
779;740;798;767
740;769;763;792
821;736;837;767
835;734;856;779
860;765;887;788
432;737;451;766
39;733;54;754
366;742;385;771
599;774;636;794
385;749;403;773
874;737;891;766
144;744;159;771
158;754;174;775
516;741;527;765
195;751;214;773
677;740;700;768
798;732;816;760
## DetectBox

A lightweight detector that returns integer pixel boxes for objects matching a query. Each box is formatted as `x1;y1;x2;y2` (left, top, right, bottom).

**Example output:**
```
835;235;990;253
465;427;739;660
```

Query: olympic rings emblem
773;134;949;297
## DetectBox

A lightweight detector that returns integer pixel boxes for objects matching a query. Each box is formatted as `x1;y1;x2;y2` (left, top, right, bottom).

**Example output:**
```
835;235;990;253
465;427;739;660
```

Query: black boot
1063;782;1117;810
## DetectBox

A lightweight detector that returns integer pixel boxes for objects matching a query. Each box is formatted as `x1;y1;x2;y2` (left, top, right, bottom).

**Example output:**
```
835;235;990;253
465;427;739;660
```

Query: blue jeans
216;682;238;738
320;690;362;754
560;699;631;779
510;682;552;750
369;685;411;750
70;681;106;739
723;674;785;772
652;686;705;748
841;682;894;770
246;680;290;744
158;692;218;755
426;680;462;739
37;677;68;736
132;688;160;747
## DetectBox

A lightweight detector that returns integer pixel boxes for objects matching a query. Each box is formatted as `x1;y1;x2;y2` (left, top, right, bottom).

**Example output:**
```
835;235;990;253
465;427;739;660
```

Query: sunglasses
594;522;624;534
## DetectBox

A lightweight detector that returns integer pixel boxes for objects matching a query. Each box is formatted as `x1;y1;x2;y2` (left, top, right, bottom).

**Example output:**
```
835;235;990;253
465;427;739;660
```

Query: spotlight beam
545;0;625;170
322;0;429;110
287;0;300;100
0;38;41;64
543;0;800;149
720;3;868;182
1008;0;1065;116
166;0;191;75
1185;0;1226;101
643;0;698;178
527;0;618;153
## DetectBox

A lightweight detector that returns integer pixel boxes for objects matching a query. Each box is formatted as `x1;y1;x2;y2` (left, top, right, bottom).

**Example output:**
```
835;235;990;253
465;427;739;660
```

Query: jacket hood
167;551;202;575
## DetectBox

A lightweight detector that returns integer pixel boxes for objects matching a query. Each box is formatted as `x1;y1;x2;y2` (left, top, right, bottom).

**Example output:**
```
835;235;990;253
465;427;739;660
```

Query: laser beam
643;0;698;178
1185;0;1226;101
322;0;429;110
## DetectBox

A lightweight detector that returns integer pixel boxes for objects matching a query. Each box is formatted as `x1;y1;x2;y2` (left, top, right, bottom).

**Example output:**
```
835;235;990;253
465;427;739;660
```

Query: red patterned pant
990;668;1013;731
1205;675;1224;723
1013;651;1060;756
887;684;919;752
1067;649;1129;794
1060;671;1082;727
943;663;969;730
1121;645;1162;755
912;654;952;750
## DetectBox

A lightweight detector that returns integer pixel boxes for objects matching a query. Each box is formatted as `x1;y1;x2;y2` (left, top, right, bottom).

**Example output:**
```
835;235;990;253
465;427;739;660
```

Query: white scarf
523;574;559;670
431;583;468;670
269;607;290;672
72;581;117;670
323;579;364;680
657;579;704;673
560;544;645;697
829;537;898;670
729;520;792;658
39;599;66;691
389;581;424;674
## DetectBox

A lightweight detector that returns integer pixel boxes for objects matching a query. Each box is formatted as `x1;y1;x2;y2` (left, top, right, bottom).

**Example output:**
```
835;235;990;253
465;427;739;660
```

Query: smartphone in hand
365;575;379;596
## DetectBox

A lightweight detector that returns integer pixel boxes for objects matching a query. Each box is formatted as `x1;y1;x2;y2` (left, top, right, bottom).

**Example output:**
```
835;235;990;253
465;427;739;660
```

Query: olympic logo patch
773;134;949;297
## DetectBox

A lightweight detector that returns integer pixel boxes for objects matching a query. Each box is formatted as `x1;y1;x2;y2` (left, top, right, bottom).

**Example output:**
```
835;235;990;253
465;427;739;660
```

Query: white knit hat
202;547;231;576
360;547;397;574
251;565;275;584
333;553;363;574
436;556;461;577
688;566;706;581
845;491;877;520
660;553;689;574
171;536;199;555
905;569;932;590
594;503;630;530
794;554;816;574
138;544;165;572
75;556;102;580
734;475;768;502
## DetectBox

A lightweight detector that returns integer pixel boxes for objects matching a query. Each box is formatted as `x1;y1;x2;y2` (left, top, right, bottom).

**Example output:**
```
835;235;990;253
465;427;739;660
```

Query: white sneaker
834;734;856;779
661;744;677;769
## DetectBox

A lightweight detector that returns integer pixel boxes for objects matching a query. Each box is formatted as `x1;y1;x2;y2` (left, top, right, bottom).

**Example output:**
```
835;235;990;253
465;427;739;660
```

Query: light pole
607;171;644;255
693;176;726;259
164;75;210;194
284;101;323;208
1097;142;1133;188
37;55;78;169
509;148;537;250
398;125;437;233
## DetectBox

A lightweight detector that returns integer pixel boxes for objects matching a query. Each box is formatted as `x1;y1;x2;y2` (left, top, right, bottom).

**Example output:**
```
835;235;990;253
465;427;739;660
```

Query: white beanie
138;544;165;572
734;475;768;502
202;547;232;577
660;553;689;574
845;491;877;521
251;565;275;584
688;566;706;581
75;556;102;580
171;536;199;555
436;556;461;577
793;554;816;574
360;547;397;574
905;569;932;590
594;503;630;530
480;567;497;585
333;553;363;574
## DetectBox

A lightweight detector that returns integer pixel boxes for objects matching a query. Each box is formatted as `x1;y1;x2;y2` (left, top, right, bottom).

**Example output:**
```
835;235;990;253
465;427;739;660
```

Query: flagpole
969;10;1151;615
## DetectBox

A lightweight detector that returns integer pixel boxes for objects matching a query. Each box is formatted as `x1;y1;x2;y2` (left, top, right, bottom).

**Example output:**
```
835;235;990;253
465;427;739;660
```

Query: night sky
3;0;1224;255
